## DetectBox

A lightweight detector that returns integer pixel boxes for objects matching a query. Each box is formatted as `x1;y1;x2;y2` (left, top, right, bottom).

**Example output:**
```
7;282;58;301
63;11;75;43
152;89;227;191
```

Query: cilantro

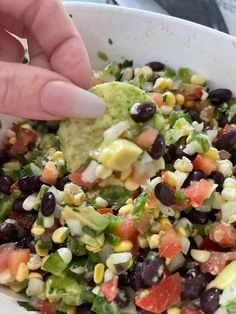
105;232;121;246
178;67;191;78
67;236;87;256
165;68;176;78
189;131;210;153
97;51;108;61
132;191;147;218
17;301;36;312
100;185;130;210
119;59;133;69
169;110;192;126
83;226;98;238
37;240;53;250
175;190;188;202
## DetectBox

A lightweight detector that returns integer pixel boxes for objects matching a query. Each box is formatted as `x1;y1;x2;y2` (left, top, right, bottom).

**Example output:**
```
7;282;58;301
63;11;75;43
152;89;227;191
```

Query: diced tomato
159;224;182;259
193;87;203;98
97;208;113;214
69;164;98;188
184;179;214;207
100;275;119;302
200;236;225;252
192;154;217;176
113;216;139;242
41;161;59;185
209;223;236;248
34;299;57;314
149;92;164;107
181;307;202;314
18;127;37;145
182;86;202;101
201;251;236;275
12;140;28;155
132;188;141;200
135;211;151;234
0;243;15;273
135;128;158;150
131;242;139;258
10;181;19;193
8;249;30;278
217;124;236;138
135;273;181;314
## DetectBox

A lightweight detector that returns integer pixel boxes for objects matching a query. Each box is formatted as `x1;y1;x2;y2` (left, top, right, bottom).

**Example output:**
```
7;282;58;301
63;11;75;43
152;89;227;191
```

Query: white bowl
1;2;236;312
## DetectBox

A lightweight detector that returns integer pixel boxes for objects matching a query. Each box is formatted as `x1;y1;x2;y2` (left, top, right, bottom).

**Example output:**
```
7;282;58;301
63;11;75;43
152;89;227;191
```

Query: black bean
215;130;236;151
148;73;160;84
149;134;166;159
218;117;228;128
18;175;43;194
16;236;36;253
200;288;220;314
0;175;13;194
179;257;199;277
208;88;232;106
118;274;130;287
182;169;206;188
41;192;55;217
188;110;201;123
181;270;207;300
154;182;175;206
115;290;130;308
141;254;165;286
203;124;214;131
145;61;165;71
229;114;236;124
55;176;70;191
209;171;224;192
0;221;18;243
186;208;209;225
12;198;25;212
130;102;156;123
0;150;9;164
130;262;147;291
169;145;186;160
219;150;231;160
76;304;94;314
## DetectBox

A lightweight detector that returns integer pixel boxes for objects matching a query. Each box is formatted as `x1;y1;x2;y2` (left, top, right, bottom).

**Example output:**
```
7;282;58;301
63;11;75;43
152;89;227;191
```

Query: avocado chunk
208;261;236;290
46;275;84;306
58;82;152;171
42;252;67;276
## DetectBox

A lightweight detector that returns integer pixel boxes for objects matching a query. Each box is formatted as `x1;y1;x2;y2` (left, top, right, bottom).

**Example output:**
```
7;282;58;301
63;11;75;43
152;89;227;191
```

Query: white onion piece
168;253;185;272
110;252;132;264
81;160;99;183
193;234;204;248
66;218;82;236
179;236;191;255
103;120;130;145
191;249;210;263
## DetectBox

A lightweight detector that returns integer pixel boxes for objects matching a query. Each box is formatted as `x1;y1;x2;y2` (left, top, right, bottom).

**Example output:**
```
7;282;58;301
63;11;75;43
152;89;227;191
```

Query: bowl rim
64;1;236;42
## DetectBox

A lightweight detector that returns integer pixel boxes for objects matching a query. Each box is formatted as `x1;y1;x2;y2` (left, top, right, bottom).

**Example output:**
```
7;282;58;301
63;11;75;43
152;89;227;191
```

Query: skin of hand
0;0;105;120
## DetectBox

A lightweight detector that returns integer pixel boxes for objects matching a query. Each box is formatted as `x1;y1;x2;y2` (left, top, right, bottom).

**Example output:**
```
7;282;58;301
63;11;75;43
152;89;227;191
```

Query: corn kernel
148;234;160;249
217;159;233;177
167;307;181;314
95;196;108;208
21;124;33;130
9;136;17;145
153;77;168;92
134;67;143;77
63;189;74;205
28;272;43;280
176;93;185;105
159;217;171;226
113;240;133;252
204;147;219;160
118;204;133;216
165;78;173;89
190;74;206;85
31;222;45;236
15;263;29;282
51;151;63;161
125;198;133;205
52;227;69;243
163;92;176;107
222;188;236;201
177;226;187;237
141;65;153;80
27;255;42;270
223;178;236;188
67;306;76;314
151;222;161;234
137;235;148;249
96;164;113;179
124;177;139;191
23;195;37;211
43;215;55;229
120;167;132;181
174;156;193;173
93;263;105;284
160;104;173;115
73;192;86;206
35;242;49;257
212;192;224;210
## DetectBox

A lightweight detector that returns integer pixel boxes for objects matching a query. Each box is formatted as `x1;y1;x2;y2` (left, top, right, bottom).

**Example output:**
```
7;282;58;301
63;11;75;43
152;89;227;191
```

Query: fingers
0;28;24;62
0;0;91;88
0;61;105;120
27;33;51;69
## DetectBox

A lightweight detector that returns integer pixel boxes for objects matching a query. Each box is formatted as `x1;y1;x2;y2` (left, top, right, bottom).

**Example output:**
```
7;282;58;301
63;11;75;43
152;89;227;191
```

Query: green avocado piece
58;82;152;172
76;206;109;232
208;261;236;290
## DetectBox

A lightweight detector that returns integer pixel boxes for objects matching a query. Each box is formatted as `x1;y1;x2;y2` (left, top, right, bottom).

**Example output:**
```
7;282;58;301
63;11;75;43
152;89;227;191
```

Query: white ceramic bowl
1;2;236;312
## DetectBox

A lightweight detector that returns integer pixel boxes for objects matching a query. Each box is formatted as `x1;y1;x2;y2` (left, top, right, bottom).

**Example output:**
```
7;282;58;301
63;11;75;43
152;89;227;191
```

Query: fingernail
41;81;105;118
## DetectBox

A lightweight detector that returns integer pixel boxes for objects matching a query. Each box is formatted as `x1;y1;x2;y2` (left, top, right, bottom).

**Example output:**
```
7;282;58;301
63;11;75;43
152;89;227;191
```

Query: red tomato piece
113;216;139;242
181;307;202;314
41;161;59;186
192;154;217;176
135;128;158;150
149;92;164;107
135;211;151;234
12;140;28;155
200;252;227;275
193;87;203;98
135;273;182;314
184;179;213;207
8;249;30;278
34;299;57;314
0;243;15;273
132;188;141;200
100;275;119;302
97;208;113;214
18;127;37;145
159;224;182;259
209;223;236;248
69;164;98;188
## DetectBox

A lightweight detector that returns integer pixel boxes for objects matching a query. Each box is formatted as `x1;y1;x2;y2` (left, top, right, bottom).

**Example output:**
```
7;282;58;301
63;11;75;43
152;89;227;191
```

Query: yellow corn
153;77;168;92
120;167;132;181
28;272;43;280
159;216;171;226
141;65;153;80
74;192;86;206
51;151;63;161
134;67;143;77
93;263;105;284
96;164;113;179
190;74;206;85
124;177;139;191
66;306;76;314
31;223;45;236
63;189;74;205
204;147;219;160
15;263;29;282
167;307;181;314
21;124;33;130
9;137;17;145
176;93;185;105
166;78;173;89
52;227;69;243
163;91;176;106
118;204;133;216
137;235;148;249
125;198;133;205
148;234;160;249
113;240;133;253
35;242;49;257
177;226;187;237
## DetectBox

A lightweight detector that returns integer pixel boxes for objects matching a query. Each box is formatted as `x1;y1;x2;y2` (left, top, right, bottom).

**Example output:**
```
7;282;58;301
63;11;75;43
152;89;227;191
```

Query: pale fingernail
40;81;105;118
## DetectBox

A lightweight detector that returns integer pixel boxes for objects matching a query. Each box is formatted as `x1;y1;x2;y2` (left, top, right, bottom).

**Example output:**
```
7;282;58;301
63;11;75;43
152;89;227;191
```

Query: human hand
0;0;105;120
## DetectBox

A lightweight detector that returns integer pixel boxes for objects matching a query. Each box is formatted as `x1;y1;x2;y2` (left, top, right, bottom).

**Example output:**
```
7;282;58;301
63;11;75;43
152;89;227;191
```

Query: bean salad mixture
0;60;236;314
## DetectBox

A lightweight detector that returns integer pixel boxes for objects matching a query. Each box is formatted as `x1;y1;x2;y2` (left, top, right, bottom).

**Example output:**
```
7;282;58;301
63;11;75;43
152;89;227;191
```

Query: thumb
0;61;105;120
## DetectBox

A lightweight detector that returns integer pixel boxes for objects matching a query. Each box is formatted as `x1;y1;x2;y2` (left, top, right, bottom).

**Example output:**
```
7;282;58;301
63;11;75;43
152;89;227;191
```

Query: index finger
0;0;91;88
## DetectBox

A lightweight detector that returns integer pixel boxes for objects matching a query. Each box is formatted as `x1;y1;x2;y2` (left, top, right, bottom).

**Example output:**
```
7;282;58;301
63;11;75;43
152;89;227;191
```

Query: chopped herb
105;232;121;246
17;301;36;312
37;240;53;250
119;59;133;69
175;190;188;202
104;213;121;231
132;191;147;218
178;67;191;78
108;38;113;45
169;110;192;126
67;236;87;256
98;51;109;61
83;226;98;238
165;68;176;78
100;185;130;210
